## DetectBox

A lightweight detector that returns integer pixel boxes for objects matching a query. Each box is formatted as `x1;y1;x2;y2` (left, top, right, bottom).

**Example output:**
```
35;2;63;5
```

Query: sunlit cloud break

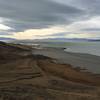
11;26;66;39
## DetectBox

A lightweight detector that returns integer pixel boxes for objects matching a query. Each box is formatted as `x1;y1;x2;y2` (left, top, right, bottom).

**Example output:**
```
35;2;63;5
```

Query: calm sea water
65;42;100;56
22;41;100;56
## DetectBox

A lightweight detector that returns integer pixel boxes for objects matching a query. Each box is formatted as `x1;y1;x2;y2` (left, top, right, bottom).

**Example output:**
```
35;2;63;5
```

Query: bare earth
0;42;100;100
33;47;100;74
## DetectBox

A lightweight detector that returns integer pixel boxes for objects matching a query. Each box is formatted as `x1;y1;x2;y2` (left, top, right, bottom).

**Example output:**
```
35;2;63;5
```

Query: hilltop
0;41;100;100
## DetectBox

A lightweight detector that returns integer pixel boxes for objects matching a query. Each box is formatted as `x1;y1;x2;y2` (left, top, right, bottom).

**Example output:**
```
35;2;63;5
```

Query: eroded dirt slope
0;41;100;100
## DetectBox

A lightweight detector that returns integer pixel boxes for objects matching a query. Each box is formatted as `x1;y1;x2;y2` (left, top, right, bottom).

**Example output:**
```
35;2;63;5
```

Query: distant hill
12;38;100;44
37;38;100;42
0;37;16;42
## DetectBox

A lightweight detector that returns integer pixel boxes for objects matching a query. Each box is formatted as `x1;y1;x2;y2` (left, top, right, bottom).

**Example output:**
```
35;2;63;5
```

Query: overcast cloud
0;0;100;39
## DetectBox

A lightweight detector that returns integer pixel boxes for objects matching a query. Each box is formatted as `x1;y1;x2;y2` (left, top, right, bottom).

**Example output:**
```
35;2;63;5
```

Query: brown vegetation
0;41;100;100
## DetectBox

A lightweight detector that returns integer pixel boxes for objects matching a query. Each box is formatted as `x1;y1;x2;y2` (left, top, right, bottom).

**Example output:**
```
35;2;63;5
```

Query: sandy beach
33;47;100;74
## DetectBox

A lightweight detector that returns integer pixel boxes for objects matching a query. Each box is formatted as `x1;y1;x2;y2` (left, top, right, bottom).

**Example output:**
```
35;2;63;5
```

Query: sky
0;0;100;39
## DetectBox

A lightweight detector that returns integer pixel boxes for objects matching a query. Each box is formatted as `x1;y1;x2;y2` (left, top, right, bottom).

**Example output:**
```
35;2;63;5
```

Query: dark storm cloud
66;0;100;16
0;0;100;39
57;0;100;23
81;28;100;32
44;32;69;37
0;0;85;32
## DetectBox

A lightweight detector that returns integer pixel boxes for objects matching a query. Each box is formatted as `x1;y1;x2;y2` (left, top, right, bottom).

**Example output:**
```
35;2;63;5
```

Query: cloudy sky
0;0;100;39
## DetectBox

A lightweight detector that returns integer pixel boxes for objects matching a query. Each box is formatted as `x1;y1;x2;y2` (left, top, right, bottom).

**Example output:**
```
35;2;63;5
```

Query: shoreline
0;41;100;99
33;47;100;74
64;48;100;57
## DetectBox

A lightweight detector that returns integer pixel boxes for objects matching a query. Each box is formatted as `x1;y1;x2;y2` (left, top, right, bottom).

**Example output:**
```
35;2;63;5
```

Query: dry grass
0;41;100;100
